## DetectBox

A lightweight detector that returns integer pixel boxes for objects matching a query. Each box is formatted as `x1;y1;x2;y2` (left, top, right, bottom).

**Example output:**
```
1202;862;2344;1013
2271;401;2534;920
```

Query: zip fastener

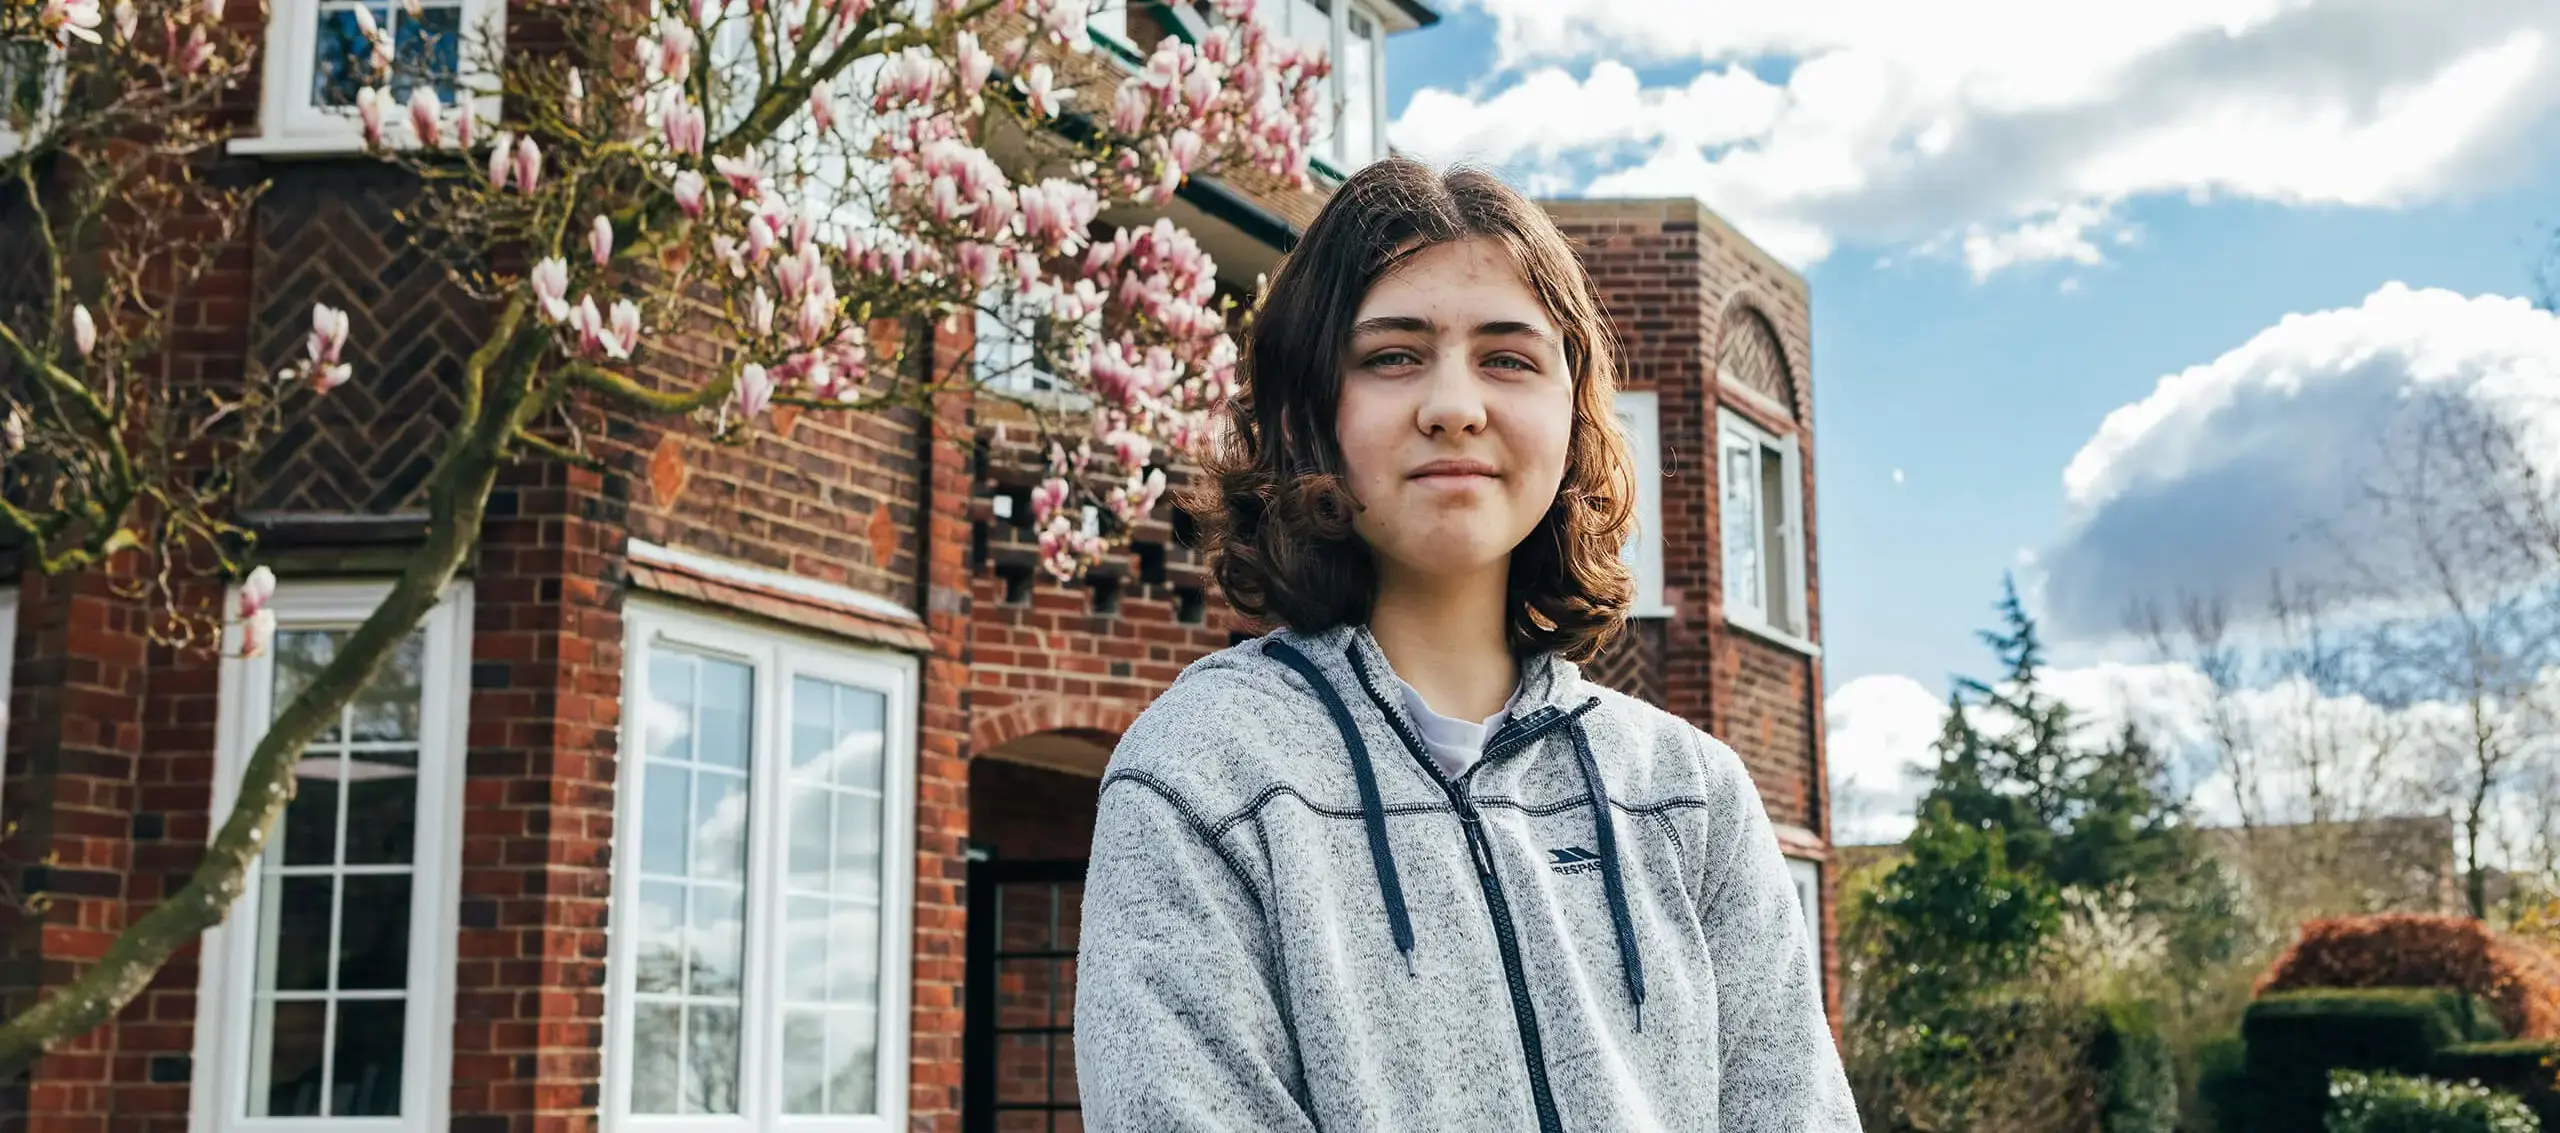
1345;646;1566;1133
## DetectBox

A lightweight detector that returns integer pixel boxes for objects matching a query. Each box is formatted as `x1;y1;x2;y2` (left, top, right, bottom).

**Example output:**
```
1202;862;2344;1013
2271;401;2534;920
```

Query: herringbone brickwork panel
246;164;475;514
1718;309;1794;419
1586;616;1664;706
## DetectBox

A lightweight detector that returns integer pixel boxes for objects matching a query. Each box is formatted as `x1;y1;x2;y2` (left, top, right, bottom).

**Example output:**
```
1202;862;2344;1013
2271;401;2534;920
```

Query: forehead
1356;237;1556;332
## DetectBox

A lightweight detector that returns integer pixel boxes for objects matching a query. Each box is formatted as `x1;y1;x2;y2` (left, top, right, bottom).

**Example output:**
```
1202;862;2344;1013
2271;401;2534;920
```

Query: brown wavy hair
1186;157;1636;662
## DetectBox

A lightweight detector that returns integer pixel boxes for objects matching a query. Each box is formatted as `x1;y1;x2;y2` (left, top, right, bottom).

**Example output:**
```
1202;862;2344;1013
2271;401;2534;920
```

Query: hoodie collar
1273;622;1583;719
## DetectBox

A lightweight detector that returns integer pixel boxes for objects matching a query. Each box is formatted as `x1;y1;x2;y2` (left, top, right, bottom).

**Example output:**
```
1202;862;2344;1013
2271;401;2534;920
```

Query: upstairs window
1719;408;1807;643
245;0;501;151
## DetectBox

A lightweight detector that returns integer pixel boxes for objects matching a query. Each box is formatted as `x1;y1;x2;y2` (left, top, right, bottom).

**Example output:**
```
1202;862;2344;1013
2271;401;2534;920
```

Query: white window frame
1786;856;1823;994
190;579;475;1133
1612;391;1670;619
235;0;505;155
1087;0;1132;51
1718;407;1812;651
0;40;66;158
606;599;919;1133
974;289;1095;410
1331;1;1385;169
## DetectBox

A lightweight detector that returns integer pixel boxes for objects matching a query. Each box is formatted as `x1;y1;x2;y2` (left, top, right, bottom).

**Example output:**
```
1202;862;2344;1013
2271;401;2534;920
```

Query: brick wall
1545;197;1836;1017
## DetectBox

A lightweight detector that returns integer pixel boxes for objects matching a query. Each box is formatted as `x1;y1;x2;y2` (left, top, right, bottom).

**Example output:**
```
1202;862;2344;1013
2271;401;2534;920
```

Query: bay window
609;600;917;1133
192;580;474;1133
1252;0;1388;172
1719;408;1808;643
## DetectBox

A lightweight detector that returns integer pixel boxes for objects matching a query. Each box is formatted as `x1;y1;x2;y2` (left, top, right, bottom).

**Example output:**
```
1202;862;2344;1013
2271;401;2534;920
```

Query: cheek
1332;385;1397;487
1510;388;1577;488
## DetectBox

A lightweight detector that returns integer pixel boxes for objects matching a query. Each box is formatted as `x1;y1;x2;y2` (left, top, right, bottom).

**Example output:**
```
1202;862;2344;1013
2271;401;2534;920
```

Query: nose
1415;352;1488;437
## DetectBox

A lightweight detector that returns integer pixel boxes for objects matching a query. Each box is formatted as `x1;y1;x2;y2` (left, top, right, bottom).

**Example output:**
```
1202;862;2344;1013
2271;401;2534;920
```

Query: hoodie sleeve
1692;734;1865;1132
1073;771;1318;1133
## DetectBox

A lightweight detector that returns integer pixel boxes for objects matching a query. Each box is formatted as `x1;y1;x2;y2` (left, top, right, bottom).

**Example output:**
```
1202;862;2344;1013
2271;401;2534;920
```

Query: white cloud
2040;283;2560;638
1395;0;2560;275
1826;673;1947;845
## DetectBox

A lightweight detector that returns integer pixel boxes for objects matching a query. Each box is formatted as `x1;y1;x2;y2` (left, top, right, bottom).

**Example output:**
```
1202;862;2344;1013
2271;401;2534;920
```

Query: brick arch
969;696;1147;756
1711;290;1806;424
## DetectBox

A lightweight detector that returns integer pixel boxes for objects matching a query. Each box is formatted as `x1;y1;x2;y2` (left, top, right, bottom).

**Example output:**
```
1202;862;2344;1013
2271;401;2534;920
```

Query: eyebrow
1350;315;1560;345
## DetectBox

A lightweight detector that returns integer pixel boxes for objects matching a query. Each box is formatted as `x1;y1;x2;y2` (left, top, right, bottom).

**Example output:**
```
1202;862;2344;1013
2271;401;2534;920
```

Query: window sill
1627;603;1676;620
1726;614;1821;658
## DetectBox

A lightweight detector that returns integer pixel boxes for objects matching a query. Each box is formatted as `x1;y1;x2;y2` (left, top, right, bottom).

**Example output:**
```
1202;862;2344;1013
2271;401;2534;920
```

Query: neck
1368;559;1516;722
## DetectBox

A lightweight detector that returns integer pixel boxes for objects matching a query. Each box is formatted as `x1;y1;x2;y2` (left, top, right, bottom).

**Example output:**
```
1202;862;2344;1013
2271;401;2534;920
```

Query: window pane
337;875;412;990
645;654;696;759
332;999;406;1116
1721;440;1762;618
781;1009;827;1115
832;793;881;901
694;770;748;882
825;1007;879;1115
349;633;426;742
827;905;881;1005
342;752;419;865
282;760;341;866
832;686;885;791
696;660;752;769
254;999;329;1117
272;630;342;741
683;1004;741;1115
1760;446;1791;631
630;1003;683;1114
0;40;45;123
387;4;462;104
785;896;830;983
310;6;391;108
1340;11;1376;166
689;884;745;998
633;881;687;996
268;874;335;993
788;789;831;891
640;762;692;877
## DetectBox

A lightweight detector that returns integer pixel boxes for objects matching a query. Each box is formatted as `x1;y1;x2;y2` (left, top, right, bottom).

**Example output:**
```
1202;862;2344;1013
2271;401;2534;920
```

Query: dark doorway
963;858;1087;1133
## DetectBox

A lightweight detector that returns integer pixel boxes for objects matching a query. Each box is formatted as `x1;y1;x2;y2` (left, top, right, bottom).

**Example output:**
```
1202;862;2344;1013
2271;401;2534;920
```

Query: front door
963;858;1087;1133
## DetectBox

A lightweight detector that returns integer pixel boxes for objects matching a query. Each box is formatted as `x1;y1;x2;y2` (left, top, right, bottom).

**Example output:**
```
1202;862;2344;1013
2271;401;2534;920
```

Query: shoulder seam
1212;784;1450;837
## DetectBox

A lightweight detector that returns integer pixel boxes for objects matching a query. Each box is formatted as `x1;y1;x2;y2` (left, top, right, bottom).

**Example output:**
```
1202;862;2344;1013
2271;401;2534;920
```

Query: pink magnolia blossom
308;303;350;368
1030;478;1071;526
44;0;105;42
241;607;277;659
487;130;514;189
311;361;352;392
512;136;543;195
238;566;276;619
607;300;642;359
795;291;833;347
589;215;614;267
673;170;706;218
355;87;386;148
71;304;95;357
1016;179;1098;255
663;97;705;157
569;296;608;356
873;46;949;112
750;287;774;336
1017;64;1073;119
713;235;747;278
1103;428;1152;470
176;24;212;74
565;68;586;121
745;215;776;265
1110;85;1148;134
408;87;442;147
658;18;695;78
453;108;473;149
1033;0;1087;44
712;154;761;197
735;363;772;418
810;79;835;135
531;258;570;322
111;0;134;41
956;31;993;96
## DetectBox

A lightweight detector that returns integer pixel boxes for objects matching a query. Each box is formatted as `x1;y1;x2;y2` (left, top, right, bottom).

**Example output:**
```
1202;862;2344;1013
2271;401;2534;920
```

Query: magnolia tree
0;0;1323;1072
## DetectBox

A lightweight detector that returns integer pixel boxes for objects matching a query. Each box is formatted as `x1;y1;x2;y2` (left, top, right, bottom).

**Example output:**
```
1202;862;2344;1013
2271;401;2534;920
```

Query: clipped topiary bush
2246;988;2506;1133
2324;1069;2540;1133
2259;914;2560;1040
2196;1034;2253;1133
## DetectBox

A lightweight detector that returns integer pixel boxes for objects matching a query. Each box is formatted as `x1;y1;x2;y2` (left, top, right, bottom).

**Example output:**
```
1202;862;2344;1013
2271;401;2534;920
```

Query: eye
1362;347;1423;369
1484;352;1538;372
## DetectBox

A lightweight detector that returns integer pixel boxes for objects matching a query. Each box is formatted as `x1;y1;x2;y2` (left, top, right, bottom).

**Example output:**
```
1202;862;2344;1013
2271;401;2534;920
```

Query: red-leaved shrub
2256;914;2560;1039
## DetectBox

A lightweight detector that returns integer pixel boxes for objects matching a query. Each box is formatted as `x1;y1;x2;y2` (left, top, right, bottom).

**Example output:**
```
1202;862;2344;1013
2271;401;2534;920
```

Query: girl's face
1334;237;1575;588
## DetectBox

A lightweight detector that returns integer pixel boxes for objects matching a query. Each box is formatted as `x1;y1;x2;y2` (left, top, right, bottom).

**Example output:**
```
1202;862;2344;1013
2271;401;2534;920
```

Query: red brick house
0;5;1834;1132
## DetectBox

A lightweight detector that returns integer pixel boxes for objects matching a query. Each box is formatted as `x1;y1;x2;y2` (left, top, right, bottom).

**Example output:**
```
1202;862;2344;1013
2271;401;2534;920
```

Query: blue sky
1380;0;2560;839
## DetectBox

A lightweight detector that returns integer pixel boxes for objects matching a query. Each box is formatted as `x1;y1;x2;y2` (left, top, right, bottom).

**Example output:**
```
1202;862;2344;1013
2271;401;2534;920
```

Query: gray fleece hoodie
1073;624;1861;1132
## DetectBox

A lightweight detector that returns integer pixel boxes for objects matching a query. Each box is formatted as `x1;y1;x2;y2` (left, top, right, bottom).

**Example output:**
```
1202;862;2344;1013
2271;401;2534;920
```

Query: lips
1408;459;1499;481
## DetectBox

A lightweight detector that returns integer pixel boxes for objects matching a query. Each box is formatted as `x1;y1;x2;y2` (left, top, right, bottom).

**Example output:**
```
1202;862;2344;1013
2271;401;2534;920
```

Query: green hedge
2437;1042;2560;1131
2090;999;2177;1133
2244;988;2507;1133
2324;1069;2539;1133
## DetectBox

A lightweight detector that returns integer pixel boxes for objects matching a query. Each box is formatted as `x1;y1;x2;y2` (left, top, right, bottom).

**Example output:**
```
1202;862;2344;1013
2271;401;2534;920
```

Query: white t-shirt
1382;665;1521;782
